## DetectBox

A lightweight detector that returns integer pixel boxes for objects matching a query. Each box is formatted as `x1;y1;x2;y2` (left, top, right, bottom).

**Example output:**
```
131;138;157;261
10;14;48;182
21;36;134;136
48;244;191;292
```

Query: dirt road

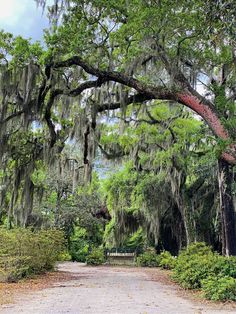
1;262;235;314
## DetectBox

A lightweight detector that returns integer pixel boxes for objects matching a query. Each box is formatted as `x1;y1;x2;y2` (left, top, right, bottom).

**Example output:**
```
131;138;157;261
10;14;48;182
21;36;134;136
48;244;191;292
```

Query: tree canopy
0;0;235;255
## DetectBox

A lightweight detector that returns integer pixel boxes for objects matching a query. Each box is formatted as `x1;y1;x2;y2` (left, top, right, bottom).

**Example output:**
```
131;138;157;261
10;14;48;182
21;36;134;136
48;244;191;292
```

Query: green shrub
31;229;66;272
58;251;72;261
86;247;105;265
173;242;236;291
181;242;212;256
69;227;87;262
211;255;236;279
201;276;236;301
173;253;215;289
136;248;160;267
172;243;215;289
70;241;89;262
137;241;236;302
0;228;66;282
159;251;176;270
0;256;31;282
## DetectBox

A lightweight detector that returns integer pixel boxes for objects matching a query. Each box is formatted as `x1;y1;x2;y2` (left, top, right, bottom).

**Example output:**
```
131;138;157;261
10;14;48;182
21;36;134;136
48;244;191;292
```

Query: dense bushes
136;243;236;301
172;243;215;289
136;248;160;267
0;228;65;282
68;225;103;262
0;256;31;282
159;251;176;270
136;249;176;269
201;276;236;301
86;247;105;265
70;240;89;262
173;243;236;301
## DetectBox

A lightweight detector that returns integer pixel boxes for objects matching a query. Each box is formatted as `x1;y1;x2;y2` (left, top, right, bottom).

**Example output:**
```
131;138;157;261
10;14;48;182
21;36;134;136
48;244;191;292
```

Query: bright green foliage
0;30;44;67
211;256;236;279
58;251;71;261
104;225;145;253
173;253;215;289
70;242;89;262
173;242;236;298
202;276;236;301
159;251;176;270
136;249;176;269
100;99;221;252
62;187;105;261
136;248;160;267
69;227;90;262
86;247;105;266
179;242;213;256
103;218;116;249
0;228;65;282
172;243;216;289
122;228;145;253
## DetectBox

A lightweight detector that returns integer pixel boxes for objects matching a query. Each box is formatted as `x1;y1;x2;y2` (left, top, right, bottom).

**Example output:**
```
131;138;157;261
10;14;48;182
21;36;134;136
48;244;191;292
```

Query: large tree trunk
218;159;236;256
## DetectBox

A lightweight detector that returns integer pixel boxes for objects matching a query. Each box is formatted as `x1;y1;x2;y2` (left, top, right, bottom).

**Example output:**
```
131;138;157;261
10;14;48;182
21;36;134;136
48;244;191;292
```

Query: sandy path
0;262;235;314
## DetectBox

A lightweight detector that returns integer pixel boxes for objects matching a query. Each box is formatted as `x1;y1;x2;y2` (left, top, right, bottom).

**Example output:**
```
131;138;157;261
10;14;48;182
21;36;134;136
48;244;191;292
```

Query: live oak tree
0;1;235;254
40;0;236;255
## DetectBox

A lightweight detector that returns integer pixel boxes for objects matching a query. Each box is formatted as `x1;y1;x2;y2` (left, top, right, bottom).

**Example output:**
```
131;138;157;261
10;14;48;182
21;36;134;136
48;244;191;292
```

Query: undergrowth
0;228;66;282
136;242;236;301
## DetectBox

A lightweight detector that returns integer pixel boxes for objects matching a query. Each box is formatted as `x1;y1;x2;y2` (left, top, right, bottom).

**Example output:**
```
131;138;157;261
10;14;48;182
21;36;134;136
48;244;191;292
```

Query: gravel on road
1;262;236;314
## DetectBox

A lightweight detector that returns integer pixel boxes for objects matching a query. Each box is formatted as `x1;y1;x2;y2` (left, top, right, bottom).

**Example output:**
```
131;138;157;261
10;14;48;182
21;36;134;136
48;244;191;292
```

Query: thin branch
1;110;25;124
145;109;177;141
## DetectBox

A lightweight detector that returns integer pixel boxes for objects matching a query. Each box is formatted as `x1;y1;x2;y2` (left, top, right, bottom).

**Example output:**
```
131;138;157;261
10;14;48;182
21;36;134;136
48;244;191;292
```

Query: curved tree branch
47;55;236;164
50;56;175;100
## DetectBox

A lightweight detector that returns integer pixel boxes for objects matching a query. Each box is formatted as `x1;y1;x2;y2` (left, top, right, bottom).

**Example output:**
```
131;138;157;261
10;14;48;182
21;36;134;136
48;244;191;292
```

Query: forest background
0;1;235;297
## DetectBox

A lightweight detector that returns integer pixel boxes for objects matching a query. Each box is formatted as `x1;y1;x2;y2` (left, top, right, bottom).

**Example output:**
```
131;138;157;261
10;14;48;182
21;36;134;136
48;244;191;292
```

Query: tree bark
54;189;61;227
218;159;236;256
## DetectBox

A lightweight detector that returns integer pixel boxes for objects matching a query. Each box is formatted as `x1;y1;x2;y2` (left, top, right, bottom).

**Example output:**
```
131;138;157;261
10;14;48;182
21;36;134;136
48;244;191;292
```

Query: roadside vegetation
0;0;235;304
137;243;236;301
0;228;65;282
